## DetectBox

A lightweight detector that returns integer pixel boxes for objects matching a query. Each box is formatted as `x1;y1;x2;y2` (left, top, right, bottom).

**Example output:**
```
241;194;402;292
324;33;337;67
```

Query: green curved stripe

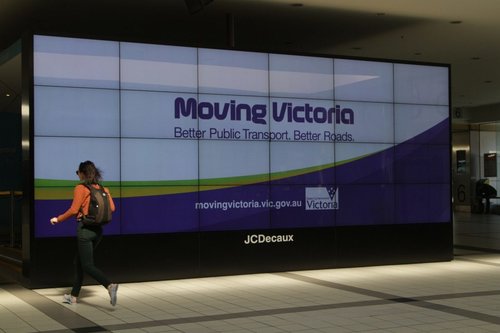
35;152;375;200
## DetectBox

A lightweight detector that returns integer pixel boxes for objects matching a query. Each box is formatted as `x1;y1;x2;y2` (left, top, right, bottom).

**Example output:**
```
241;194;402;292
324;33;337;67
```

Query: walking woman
50;161;118;306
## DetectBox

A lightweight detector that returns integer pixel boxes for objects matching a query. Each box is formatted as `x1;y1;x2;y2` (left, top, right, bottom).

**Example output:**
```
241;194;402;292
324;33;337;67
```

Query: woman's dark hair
78;161;102;184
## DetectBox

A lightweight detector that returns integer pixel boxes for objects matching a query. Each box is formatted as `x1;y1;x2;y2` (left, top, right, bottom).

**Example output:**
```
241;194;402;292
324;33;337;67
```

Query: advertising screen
33;35;450;238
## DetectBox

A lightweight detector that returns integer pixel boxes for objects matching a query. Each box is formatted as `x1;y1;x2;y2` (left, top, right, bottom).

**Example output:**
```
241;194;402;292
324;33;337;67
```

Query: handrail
0;191;23;196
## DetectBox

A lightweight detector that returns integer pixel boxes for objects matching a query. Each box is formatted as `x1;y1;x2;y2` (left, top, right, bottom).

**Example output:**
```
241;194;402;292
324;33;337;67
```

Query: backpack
80;184;112;226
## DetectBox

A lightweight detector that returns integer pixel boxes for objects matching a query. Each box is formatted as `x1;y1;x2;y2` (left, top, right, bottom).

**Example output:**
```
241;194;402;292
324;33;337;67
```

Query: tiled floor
1;249;500;332
1;211;500;333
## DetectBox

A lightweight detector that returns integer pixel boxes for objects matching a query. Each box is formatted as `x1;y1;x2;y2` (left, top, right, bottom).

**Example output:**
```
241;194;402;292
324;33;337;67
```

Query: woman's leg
70;251;84;297
77;226;111;288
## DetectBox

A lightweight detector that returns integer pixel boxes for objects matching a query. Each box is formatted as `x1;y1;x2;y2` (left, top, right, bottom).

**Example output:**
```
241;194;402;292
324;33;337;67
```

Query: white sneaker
108;283;118;306
62;294;77;304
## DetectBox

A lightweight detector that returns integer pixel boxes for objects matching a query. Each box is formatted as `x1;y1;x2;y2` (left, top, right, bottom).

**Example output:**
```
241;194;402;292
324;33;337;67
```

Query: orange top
57;184;116;222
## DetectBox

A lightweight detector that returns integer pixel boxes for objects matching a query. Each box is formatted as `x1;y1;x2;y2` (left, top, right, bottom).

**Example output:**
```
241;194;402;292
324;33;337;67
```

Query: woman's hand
50;217;58;225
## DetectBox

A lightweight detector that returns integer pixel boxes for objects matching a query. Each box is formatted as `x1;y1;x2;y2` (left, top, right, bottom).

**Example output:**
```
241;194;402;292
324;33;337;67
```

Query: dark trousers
71;223;111;297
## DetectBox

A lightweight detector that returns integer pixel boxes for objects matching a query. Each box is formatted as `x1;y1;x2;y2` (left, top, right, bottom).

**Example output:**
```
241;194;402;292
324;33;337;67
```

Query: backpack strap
78;184;91;215
78;183;99;215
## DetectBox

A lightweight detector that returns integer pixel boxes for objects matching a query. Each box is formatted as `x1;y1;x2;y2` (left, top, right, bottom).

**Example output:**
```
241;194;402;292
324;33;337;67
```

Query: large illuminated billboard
33;35;450;238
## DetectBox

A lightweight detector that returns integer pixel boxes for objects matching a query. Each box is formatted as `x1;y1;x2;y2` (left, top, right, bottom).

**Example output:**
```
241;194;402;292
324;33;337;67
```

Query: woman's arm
105;187;116;213
50;185;88;224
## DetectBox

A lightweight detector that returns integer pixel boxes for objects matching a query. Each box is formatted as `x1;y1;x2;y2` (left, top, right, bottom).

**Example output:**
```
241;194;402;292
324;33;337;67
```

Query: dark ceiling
1;0;500;113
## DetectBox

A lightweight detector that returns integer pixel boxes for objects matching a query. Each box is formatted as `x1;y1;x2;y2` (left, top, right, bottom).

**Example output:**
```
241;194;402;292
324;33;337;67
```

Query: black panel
199;228;337;276
27;223;453;288
29;232;200;288
335;223;453;267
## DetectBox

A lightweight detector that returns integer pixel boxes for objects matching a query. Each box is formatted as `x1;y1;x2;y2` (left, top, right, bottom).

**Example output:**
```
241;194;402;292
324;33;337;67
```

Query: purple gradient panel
270;185;335;229
395;184;451;223
199;185;270;231
335;146;394;184
120;189;199;234
403;118;449;145
35;199;122;238
394;144;450;184
336;184;395;226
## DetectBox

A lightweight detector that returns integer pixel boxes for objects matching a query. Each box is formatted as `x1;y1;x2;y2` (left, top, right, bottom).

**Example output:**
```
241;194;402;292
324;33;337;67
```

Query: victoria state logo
305;187;339;210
